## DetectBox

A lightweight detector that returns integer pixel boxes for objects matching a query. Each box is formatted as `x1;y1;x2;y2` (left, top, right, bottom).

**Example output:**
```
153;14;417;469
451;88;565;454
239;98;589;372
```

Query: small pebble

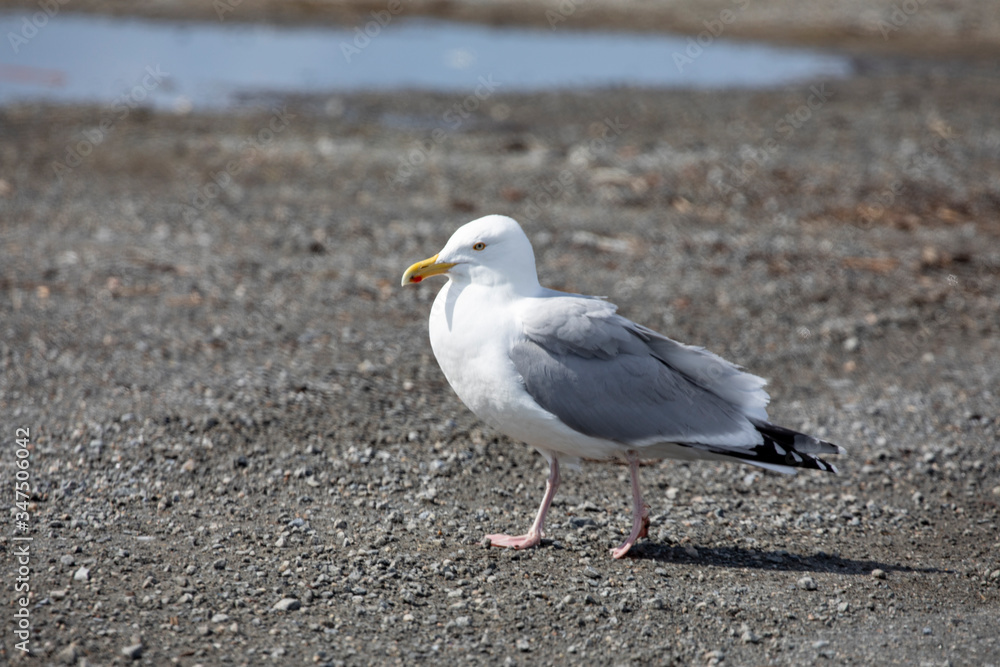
872;569;887;580
56;644;79;665
121;643;144;659
797;576;817;591
73;567;90;582
704;649;725;666
516;638;532;652
273;597;301;611
740;624;760;644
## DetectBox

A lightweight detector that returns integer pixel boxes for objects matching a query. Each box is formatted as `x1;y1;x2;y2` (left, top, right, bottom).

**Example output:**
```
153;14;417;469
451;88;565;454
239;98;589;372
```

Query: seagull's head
402;215;539;292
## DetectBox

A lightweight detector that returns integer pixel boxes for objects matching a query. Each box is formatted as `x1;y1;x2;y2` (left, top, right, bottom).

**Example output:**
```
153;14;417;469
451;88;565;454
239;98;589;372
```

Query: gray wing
509;295;769;449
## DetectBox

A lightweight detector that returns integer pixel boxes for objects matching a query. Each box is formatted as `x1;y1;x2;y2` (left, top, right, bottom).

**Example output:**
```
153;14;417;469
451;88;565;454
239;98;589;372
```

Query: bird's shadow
616;542;944;576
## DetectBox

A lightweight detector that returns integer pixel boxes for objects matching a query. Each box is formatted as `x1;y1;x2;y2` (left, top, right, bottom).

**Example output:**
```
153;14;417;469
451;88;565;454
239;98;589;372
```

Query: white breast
428;281;626;462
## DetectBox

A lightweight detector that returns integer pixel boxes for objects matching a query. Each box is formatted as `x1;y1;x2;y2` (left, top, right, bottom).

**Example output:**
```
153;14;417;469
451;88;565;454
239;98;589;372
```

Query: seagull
402;215;843;558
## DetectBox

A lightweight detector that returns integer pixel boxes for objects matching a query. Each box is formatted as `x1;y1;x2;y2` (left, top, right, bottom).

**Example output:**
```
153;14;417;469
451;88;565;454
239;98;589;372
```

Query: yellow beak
401;254;457;286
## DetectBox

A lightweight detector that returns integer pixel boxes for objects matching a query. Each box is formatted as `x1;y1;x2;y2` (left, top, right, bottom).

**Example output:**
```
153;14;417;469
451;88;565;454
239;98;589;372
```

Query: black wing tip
747;419;843;473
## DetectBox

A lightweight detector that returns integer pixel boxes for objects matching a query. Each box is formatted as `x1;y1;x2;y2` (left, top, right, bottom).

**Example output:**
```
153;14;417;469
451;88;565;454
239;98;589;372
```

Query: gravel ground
2;57;1000;665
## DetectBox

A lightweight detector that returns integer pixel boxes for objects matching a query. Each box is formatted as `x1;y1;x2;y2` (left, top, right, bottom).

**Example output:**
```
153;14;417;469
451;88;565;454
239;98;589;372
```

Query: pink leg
487;456;560;550
611;451;650;559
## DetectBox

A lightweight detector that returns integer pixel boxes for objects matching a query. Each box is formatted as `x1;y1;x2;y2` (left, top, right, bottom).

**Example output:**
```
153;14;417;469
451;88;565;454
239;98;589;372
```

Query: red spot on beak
412;276;422;283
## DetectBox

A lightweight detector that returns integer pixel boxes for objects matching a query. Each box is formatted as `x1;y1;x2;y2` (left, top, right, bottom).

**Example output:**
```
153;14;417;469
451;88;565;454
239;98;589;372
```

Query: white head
402;215;540;293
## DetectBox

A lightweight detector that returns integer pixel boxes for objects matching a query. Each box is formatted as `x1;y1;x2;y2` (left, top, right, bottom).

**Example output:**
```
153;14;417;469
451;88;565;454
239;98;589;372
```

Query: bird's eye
473;242;486;251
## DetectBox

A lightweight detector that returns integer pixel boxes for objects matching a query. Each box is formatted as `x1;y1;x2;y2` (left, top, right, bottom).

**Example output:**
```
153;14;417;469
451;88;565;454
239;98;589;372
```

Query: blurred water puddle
0;13;854;110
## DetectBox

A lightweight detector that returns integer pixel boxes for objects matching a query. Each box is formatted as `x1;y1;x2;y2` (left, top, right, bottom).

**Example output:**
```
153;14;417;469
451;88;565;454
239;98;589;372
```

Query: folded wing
510;295;841;472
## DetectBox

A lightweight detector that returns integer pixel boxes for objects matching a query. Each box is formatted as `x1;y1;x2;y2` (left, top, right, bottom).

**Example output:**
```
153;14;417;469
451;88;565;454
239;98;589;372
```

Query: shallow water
0;13;853;109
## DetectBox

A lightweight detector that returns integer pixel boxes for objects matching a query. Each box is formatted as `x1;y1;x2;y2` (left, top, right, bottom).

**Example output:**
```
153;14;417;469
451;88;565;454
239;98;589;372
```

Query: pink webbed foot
610;504;649;559
485;532;543;550
610;453;650;559
487;456;560;552
610;544;632;559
